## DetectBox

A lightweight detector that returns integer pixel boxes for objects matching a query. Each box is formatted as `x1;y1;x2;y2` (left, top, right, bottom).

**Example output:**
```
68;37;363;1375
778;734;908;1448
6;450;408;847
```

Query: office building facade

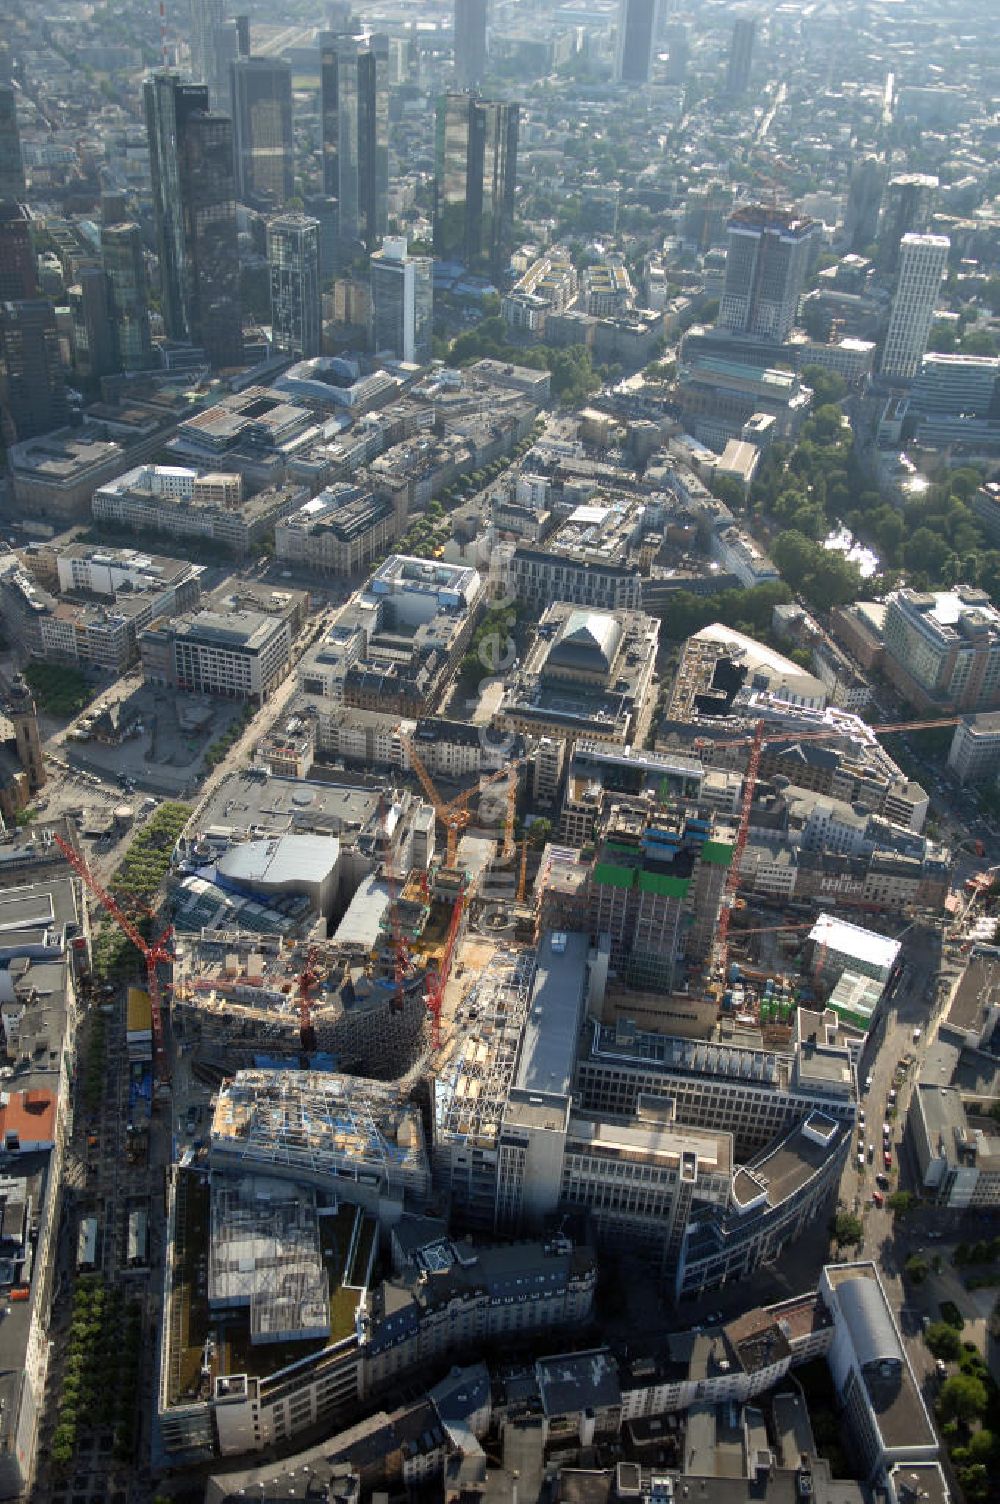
434;92;518;277
454;0;487;90
878;173;937;274
615;0;659;84
144;72;242;368
881;586;1000;713
0;83;25;200
267;214;321;359
0;200;37;302
843;156;884;253
726;17;755;94
880;233;949;381
68;267;117;380
719;206;817;343
231;57;293;208
0;299;69;443
189;0;227;107
101;221;154;371
320;30;388;250
370;235;433;365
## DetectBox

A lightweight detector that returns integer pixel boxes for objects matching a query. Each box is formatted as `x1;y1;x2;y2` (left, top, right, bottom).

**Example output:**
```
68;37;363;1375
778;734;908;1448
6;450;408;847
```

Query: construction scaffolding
433;948;537;1153
210;1070;430;1204
209;1177;331;1347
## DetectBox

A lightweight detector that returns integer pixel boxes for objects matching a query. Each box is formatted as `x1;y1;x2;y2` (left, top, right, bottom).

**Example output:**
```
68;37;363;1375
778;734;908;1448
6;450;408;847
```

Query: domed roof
547;610;623;675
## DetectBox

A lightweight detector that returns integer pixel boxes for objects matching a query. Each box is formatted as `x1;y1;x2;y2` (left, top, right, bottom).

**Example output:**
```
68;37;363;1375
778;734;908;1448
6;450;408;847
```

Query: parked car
872;1191;884;1208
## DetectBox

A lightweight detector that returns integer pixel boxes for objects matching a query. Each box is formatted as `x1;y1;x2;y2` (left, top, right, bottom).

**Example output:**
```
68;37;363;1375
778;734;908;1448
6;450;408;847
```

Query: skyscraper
0;201;37;302
69;267;118;380
0;299;69;443
664;23;689;84
615;0;659;85
304;194;339;286
0;83;25;200
144;72;242;368
190;0;225;104
434;92;518;278
454;0;487;90
370;235;432;365
320;30;388;251
267;214;321;358
843;156;885;254
232;57;294;208
718;204;817;343
101;221;154;371
880;233;949;381
878;173;938;274
726;17;755;94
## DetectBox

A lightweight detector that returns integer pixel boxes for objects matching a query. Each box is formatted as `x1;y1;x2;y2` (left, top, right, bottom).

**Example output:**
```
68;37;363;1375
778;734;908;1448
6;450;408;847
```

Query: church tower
8;675;45;792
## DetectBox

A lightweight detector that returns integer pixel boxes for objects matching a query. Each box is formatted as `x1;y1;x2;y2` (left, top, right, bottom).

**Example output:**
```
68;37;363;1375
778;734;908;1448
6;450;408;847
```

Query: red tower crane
425;889;464;1051
297;945;321;1053
54;834;172;1087
379;795;410;1014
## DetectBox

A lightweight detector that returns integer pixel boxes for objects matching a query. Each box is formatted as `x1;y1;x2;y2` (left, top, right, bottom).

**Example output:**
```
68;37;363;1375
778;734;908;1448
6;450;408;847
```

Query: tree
905;1253;929;1284
925;1322;963;1361
887;1190;915;1215
833;1210;863;1245
527;817;553;849
938;1373;988;1425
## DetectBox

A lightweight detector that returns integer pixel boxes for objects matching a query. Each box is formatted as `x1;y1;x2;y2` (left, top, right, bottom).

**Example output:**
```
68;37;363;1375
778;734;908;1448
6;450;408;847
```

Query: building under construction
210;1070;430;1218
172;929;429;1080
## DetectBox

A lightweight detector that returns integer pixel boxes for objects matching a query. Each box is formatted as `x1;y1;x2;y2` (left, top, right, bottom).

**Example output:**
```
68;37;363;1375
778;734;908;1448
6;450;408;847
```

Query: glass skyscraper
321;30;388;251
267;214;321;359
101;221;154;371
454;0;487;90
434;93;518;279
144;72;242;368
231;57;294;209
615;0;659;85
370;235;432;366
0;299;69;443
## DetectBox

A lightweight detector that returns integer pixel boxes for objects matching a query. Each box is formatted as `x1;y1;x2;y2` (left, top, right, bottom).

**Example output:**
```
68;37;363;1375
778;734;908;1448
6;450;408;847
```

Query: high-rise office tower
0;83;25;200
615;0;659;85
145;72;243;368
434;92;518;278
726;17;755;94
370;235;432;365
843;155;885;254
718;204;816;343
69;267;118;380
190;0;224;90
101;221;154;371
0;299;69;442
878;173;938;274
454;0;487;90
267;213;321;358
320;30;388;250
664;23;689;84
232;57;294;208
304;194;339;286
0;202;37;302
880;233;949;381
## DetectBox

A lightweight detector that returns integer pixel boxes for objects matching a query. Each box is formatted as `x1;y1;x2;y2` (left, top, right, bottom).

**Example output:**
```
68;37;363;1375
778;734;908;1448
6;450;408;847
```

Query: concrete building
880;586;1000;713
880;235;949;381
820;1263;938;1480
92;463;303;558
907;1085;1000;1208
140;606;292;704
559;740;704;847
275;484;399;578
808;913;901;987
719;207;817;345
947;712;1000;784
